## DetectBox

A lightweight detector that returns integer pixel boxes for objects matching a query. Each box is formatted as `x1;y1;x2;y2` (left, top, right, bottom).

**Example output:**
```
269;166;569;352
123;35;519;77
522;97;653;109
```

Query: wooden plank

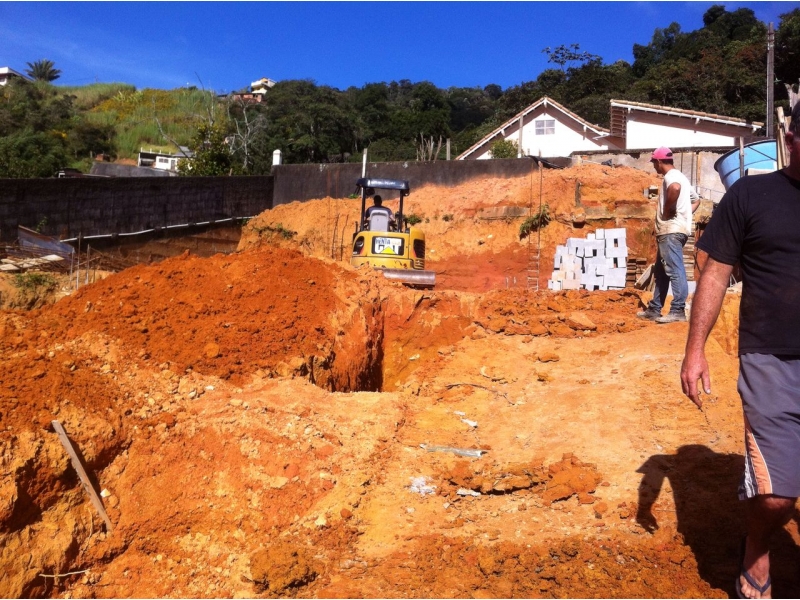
51;420;113;532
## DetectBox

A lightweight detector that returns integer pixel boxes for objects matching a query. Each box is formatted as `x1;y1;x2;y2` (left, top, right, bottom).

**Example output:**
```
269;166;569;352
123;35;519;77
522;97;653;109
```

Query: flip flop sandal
736;537;772;599
736;569;772;599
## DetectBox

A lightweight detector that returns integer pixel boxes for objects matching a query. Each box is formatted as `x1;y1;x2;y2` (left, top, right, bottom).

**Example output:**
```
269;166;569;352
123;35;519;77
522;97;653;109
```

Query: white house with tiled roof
608;99;762;150
458;96;763;160
457;96;620;160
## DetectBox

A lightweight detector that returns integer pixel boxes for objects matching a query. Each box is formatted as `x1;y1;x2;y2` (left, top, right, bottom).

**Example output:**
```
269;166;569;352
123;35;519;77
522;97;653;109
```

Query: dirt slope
4;164;799;599
239;164;658;292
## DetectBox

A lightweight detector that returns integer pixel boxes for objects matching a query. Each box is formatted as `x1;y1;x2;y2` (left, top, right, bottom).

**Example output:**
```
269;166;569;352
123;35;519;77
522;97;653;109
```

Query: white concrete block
562;279;581;290
595;228;605;240
605;268;628;288
606;246;628;258
580;273;604;291
567;238;586;257
587;240;606;257
605;227;627;239
548;279;562;291
584;257;607;273
586;232;596;241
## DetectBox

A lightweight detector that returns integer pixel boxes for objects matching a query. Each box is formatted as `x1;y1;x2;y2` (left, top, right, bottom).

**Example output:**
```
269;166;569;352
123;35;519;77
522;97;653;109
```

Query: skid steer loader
351;178;435;288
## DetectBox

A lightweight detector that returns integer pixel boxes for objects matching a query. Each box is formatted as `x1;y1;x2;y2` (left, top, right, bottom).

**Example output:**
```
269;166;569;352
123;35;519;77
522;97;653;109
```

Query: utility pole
767;22;774;138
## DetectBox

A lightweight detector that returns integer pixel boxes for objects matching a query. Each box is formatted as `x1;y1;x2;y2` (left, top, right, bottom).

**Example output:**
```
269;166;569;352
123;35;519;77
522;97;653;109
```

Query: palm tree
25;59;62;82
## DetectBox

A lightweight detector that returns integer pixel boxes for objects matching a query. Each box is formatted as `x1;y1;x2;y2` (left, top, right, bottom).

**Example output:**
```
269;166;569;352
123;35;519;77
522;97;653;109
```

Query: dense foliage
2;6;798;178
0;79;115;177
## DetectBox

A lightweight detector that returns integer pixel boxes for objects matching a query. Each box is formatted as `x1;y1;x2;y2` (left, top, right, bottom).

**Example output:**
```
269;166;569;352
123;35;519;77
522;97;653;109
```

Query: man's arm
663;182;681;219
680;257;734;408
690;186;701;213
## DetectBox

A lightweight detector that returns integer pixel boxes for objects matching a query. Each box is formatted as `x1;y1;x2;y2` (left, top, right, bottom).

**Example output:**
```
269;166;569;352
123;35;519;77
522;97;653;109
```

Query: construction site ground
4;163;800;599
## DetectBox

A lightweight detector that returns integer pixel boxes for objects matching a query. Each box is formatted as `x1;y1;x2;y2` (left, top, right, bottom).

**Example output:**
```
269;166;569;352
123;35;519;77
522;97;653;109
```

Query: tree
25;59;61;82
776;8;800;98
632;22;684;77
226;95;268;172
67;121;117;161
0;78;75;177
542;44;600;71
178;122;240;176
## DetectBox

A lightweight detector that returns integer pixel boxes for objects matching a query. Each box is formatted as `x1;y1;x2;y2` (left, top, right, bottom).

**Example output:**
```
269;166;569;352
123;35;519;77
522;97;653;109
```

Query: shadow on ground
637;444;800;597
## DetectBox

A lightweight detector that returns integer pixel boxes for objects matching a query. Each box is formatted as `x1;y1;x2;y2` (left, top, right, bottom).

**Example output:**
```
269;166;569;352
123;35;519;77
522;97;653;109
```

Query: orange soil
4;164;799;599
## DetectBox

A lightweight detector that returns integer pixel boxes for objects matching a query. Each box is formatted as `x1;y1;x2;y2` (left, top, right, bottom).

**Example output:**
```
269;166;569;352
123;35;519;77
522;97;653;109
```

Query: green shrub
12;272;58;294
404;213;423;226
253;223;297;239
490;139;518;159
519;204;551;238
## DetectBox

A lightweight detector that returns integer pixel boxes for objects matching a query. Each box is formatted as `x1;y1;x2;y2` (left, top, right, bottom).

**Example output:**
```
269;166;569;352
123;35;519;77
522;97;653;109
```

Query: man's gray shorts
738;353;800;500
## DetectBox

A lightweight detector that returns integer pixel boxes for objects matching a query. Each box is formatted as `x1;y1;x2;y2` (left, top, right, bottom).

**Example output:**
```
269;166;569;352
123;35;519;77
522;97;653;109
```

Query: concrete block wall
549;228;628;291
0;176;273;242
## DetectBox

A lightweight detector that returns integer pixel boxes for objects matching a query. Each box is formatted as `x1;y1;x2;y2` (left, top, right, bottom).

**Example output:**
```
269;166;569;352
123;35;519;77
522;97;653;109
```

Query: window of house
535;119;555;135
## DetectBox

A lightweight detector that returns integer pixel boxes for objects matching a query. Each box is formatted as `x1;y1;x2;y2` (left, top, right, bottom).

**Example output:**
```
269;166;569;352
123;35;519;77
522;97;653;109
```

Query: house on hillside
0;66;31;86
137;147;194;173
457;97;619;160
225;77;277;104
251;77;276;96
458;96;763;161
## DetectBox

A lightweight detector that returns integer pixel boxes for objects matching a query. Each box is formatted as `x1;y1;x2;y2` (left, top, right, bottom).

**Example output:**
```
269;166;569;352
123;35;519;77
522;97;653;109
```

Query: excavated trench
1;243;653;597
5;155;782;599
1;241;668;598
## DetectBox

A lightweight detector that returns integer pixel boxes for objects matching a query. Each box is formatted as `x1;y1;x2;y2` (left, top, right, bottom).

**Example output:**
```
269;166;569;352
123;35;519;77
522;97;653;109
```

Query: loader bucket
380;268;436;288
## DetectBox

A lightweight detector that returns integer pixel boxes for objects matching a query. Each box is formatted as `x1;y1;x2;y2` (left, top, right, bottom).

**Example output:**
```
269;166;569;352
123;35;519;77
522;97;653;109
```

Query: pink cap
651;146;673;161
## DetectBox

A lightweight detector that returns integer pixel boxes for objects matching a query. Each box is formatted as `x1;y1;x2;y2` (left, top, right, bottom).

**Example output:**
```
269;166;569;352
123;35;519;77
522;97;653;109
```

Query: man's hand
681;347;710;408
680;257;732;409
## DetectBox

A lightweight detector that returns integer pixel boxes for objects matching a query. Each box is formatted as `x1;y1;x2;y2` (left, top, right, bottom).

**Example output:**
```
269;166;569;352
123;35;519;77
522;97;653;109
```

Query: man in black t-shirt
681;102;800;599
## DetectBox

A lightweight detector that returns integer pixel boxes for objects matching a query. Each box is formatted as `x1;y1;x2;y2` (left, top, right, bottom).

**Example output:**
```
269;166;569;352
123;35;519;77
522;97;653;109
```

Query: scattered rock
250;543;316;594
565;312;597;331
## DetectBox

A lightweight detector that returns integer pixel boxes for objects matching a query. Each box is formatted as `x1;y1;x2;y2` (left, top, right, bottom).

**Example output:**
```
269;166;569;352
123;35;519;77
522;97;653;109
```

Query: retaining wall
574;148;729;203
271;159;541;205
0;176;273;243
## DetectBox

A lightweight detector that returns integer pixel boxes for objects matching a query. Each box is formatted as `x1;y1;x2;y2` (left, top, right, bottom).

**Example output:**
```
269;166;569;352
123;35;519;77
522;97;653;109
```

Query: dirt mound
5;163;793;599
441;453;603;505
312;531;722;598
0;247;390;597
239;163;658;293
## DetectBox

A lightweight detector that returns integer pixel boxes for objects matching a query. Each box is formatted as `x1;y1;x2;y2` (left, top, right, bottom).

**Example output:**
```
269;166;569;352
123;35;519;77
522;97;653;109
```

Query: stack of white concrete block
548;228;628;291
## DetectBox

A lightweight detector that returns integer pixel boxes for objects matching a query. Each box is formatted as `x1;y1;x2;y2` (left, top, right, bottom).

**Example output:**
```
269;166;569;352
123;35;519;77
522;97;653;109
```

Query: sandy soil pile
4;163;798;599
240;163;658;292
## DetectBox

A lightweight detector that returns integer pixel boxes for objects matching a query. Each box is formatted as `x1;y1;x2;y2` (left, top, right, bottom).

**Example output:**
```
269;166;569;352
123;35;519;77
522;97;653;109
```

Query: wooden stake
51;420;113;532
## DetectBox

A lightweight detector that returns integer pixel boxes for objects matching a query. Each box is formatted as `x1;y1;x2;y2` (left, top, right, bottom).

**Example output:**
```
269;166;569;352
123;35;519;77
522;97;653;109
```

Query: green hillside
1;5;798;178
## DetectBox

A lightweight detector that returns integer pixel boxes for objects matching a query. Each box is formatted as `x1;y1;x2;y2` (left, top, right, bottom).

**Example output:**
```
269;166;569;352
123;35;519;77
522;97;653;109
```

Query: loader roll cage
356;178;410;234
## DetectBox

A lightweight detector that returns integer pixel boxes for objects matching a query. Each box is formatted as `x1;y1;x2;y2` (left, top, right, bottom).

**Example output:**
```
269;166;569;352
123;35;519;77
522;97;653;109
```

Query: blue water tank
714;140;777;191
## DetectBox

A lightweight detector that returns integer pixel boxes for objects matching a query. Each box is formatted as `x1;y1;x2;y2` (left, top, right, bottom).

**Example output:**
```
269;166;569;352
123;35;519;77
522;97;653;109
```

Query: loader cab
351;178;435;288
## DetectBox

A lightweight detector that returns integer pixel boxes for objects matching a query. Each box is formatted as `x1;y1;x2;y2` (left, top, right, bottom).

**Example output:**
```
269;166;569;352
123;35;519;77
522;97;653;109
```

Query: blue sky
0;2;793;92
